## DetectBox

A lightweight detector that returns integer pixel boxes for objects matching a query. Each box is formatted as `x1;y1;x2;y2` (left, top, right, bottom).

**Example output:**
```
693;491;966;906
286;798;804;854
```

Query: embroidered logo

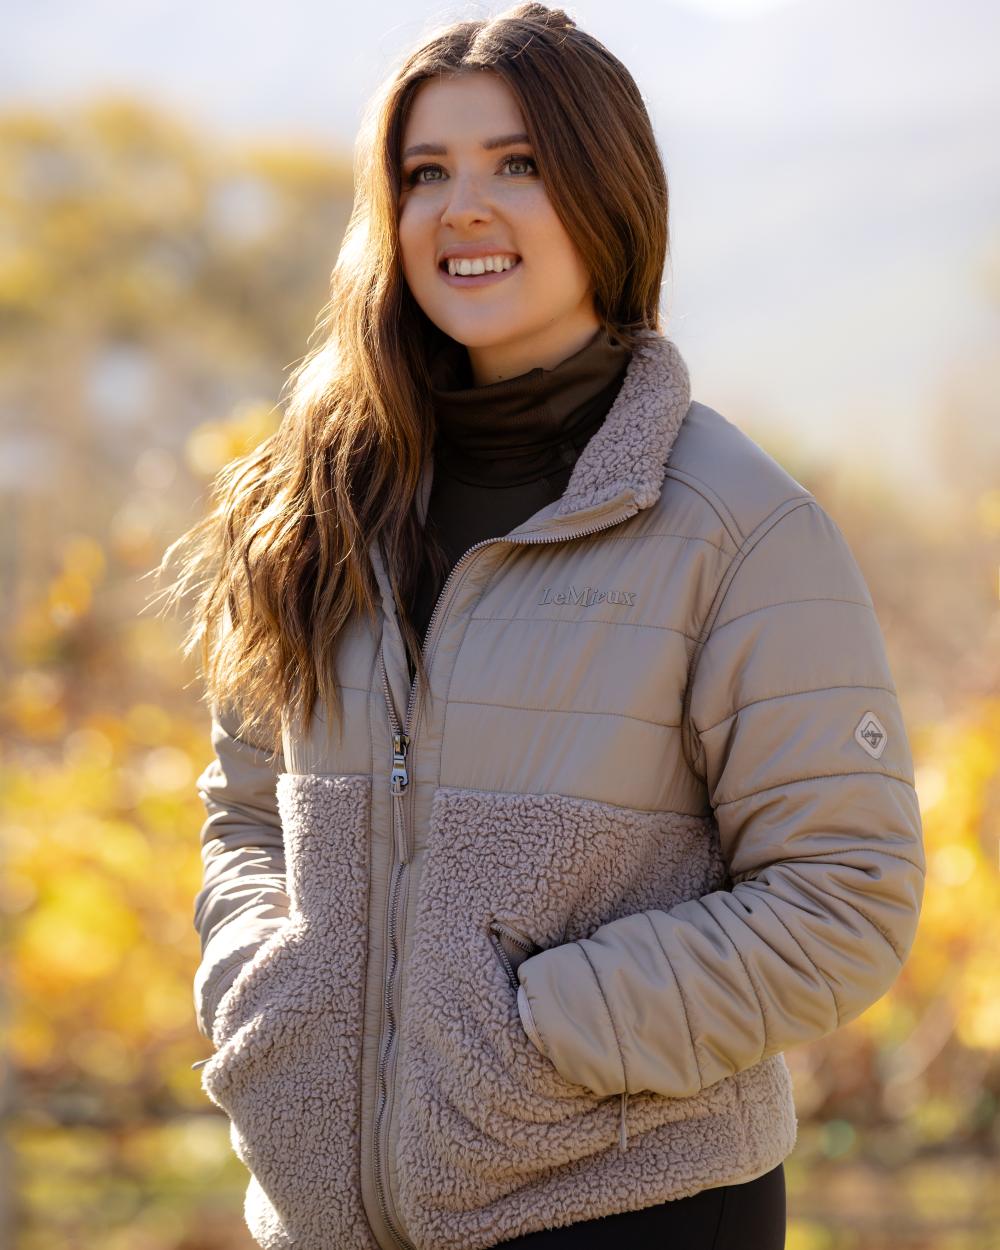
854;710;888;759
539;585;637;607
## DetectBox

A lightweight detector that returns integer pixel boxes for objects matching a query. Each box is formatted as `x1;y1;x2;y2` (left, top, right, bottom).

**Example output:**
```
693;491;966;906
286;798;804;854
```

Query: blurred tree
0;95;353;727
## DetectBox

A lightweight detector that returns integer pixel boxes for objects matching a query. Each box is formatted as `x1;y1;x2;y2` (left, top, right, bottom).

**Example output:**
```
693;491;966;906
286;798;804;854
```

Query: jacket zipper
371;498;640;1248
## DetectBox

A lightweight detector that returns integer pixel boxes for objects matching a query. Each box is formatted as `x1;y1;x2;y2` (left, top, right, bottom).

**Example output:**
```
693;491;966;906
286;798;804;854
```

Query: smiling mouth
438;257;523;286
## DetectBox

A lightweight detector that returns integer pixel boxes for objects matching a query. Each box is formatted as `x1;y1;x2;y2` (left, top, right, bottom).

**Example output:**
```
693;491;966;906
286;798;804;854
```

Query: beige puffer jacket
191;330;925;1250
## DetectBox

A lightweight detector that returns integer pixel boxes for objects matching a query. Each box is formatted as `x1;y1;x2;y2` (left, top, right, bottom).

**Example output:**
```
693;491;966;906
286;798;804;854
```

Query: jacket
190;329;926;1250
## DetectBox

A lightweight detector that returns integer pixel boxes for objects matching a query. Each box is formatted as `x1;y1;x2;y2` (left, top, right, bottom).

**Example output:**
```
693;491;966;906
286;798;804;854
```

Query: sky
3;0;998;497
672;0;799;13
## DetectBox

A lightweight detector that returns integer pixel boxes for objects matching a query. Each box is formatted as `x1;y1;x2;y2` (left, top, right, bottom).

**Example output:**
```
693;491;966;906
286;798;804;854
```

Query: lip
438;258;523;289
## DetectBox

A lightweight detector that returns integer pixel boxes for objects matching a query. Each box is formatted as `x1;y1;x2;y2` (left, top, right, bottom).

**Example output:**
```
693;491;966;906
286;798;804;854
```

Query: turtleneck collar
428;326;632;487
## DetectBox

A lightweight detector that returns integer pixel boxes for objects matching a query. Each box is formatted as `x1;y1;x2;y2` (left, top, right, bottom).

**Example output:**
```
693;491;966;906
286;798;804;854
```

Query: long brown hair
150;1;671;759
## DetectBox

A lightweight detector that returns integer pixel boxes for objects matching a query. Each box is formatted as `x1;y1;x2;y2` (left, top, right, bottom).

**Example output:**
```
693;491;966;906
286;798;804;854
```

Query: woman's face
397;71;600;386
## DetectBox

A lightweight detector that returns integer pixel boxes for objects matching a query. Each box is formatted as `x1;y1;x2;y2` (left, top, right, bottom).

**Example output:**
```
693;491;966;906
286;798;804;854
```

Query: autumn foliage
1;98;997;1250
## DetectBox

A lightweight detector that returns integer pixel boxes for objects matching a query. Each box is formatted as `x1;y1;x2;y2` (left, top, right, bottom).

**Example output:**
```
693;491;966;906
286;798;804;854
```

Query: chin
435;319;532;350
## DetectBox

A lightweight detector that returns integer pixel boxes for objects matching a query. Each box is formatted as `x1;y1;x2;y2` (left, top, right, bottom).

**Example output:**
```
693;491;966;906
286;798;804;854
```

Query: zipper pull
390;731;410;793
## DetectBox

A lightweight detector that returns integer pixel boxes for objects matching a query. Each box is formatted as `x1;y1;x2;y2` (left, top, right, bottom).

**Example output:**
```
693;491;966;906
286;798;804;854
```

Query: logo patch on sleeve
854;710;888;759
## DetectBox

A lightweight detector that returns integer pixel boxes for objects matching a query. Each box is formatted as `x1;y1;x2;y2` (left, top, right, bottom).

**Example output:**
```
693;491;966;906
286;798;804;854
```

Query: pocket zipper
487;920;537;990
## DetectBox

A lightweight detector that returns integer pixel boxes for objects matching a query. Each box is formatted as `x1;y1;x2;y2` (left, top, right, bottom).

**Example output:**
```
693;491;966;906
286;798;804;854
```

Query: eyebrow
401;132;531;161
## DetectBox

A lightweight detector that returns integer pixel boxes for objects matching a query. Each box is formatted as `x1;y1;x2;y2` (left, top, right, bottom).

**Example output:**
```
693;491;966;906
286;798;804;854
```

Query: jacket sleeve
516;496;926;1098
192;701;291;1042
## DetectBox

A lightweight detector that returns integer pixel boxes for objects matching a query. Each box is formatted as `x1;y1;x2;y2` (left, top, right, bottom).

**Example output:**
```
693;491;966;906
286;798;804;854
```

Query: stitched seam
711;596;874;634
641;910;704;1086
467;614;700;642
361;658;375;1155
778;864;906;963
735;845;925;870
662;465;754;547
437;553;501;791
745;889;842;1027
445;698;680;731
365;644;378;778
274;773;369;784
681;497;816;767
428;541;525;760
550;528;735;556
692;898;769;1064
689;497;818;648
576;943;629;1090
716;770;917;806
698;683;899;736
434;782;711;819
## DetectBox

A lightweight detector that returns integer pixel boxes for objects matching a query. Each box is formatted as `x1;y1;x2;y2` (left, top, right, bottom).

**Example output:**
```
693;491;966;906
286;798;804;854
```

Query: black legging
488;1162;785;1249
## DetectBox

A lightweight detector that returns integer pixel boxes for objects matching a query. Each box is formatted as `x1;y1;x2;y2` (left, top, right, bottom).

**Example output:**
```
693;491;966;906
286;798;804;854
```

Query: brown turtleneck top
407;327;631;677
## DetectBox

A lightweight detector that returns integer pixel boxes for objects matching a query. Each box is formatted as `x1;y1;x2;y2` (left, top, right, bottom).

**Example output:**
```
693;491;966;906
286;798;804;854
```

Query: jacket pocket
198;772;373;1250
201;918;294;1056
395;781;739;1233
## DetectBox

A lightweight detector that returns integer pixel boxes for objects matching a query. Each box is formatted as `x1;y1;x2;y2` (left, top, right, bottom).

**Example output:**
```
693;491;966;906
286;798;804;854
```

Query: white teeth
446;255;518;276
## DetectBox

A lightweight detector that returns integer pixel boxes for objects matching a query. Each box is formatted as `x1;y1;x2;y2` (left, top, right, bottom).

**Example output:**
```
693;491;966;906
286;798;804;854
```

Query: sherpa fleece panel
191;329;925;1250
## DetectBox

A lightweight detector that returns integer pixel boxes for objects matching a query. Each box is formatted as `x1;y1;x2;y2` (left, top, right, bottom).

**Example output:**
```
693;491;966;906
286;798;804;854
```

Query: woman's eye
503;154;537;177
405;153;537;186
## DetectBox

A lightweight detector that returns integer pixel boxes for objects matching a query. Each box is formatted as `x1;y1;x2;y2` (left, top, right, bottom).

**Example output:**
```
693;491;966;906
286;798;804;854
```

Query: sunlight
669;0;803;17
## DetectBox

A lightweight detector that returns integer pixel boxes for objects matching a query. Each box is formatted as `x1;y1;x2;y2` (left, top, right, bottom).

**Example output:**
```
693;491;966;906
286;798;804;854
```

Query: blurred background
0;1;997;1247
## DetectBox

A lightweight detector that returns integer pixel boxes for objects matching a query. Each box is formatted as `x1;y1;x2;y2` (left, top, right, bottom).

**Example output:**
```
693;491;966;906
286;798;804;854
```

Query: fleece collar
555;329;691;517
415;329;691;530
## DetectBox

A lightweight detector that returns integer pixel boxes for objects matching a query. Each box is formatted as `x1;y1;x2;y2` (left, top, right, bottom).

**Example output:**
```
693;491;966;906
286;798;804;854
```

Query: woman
161;5;925;1249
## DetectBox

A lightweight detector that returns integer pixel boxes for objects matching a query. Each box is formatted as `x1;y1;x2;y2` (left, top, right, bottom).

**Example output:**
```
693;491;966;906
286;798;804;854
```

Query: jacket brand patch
854;710;888;759
539;585;637;607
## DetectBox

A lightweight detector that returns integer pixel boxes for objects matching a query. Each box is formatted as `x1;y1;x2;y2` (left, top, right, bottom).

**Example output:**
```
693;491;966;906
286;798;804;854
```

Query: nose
439;173;495;229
